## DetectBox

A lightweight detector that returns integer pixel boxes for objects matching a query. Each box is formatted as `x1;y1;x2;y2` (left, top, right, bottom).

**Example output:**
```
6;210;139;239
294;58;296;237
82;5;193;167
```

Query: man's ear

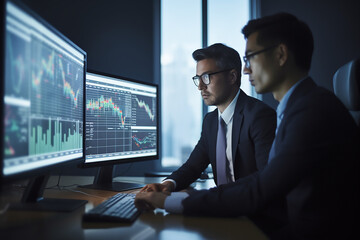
229;69;238;84
277;43;288;67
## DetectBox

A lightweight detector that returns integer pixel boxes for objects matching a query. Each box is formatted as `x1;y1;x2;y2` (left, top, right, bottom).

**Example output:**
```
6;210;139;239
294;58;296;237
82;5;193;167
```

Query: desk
0;176;268;240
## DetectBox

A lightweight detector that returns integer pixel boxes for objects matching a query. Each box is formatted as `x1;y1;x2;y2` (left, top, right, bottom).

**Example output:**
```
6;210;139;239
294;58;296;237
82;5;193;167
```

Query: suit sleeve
182;94;358;217
249;104;276;170
166;113;212;191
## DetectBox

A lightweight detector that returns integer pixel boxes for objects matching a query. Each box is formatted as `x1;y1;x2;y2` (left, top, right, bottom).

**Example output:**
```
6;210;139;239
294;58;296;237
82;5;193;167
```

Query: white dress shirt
218;88;241;182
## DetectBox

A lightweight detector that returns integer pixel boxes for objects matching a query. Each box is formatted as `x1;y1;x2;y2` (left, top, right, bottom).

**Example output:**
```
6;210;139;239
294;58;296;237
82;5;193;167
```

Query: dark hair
242;12;314;71
192;43;241;86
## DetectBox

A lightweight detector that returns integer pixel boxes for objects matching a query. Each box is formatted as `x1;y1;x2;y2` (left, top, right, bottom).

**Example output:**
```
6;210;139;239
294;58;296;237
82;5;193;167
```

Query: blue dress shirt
268;77;307;162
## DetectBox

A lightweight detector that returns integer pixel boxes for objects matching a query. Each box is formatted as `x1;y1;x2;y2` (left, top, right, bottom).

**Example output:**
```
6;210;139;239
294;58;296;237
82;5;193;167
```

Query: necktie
216;117;228;186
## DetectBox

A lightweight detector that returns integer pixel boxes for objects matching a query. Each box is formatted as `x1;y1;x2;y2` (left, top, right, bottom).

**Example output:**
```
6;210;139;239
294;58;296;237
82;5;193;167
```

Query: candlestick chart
86;83;132;156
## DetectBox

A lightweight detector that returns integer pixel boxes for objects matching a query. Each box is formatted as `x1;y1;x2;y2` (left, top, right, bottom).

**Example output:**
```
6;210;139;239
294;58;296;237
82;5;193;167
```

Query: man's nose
198;79;206;90
243;65;251;75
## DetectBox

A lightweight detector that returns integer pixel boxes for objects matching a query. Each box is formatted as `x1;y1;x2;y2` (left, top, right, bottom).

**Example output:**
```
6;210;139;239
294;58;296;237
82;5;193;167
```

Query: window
161;0;251;168
208;0;252;111
161;0;202;167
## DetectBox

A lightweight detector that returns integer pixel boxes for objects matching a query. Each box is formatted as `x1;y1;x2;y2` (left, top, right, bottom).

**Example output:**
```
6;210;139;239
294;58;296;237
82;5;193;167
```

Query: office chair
333;58;360;127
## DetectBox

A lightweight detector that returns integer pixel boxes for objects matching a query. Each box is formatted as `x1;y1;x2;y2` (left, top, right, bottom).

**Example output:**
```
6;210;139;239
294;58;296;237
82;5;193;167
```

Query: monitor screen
1;0;86;182
85;71;158;166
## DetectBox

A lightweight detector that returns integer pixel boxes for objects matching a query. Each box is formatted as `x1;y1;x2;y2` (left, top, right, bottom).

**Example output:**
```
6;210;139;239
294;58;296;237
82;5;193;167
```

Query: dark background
18;0;360;176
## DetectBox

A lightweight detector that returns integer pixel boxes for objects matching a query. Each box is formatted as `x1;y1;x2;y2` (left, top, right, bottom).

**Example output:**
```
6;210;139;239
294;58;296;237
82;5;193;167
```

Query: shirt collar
218;89;241;125
276;76;308;119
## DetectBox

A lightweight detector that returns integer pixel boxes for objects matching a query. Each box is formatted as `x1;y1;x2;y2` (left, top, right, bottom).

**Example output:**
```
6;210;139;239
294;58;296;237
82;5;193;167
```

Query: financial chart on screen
3;1;85;176
85;72;157;164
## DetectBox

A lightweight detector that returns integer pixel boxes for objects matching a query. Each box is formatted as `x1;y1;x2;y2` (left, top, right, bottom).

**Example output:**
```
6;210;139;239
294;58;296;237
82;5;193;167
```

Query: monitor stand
10;175;87;212
79;165;144;192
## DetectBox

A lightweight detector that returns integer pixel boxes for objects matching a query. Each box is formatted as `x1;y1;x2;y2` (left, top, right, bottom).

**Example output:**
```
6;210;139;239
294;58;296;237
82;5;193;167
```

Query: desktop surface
0;176;268;240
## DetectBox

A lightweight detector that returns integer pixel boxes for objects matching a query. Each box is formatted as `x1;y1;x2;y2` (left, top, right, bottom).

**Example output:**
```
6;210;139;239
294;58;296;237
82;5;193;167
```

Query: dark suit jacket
182;78;360;240
167;89;276;191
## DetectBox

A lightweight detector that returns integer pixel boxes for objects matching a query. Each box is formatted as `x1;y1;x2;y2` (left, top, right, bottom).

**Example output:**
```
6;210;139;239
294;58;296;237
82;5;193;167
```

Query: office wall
20;0;160;176
258;0;360;109
21;0;156;81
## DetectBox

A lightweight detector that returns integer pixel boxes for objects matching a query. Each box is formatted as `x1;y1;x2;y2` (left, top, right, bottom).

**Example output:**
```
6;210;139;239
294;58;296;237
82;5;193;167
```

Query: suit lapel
231;90;245;162
209;110;219;167
283;77;316;115
275;77;316;148
209;90;246;177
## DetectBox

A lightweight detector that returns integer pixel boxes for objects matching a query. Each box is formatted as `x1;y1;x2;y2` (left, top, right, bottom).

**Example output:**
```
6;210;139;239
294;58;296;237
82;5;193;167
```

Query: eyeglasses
243;45;278;69
192;69;232;87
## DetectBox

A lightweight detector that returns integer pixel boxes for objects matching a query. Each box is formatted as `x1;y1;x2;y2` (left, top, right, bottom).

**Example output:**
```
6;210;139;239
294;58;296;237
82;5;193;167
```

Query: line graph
132;131;156;150
132;95;156;126
135;97;155;121
30;40;83;120
59;57;80;107
32;50;55;92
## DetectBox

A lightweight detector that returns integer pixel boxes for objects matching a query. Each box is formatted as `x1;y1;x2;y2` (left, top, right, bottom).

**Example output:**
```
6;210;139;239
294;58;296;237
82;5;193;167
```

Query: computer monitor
0;0;87;211
80;71;158;191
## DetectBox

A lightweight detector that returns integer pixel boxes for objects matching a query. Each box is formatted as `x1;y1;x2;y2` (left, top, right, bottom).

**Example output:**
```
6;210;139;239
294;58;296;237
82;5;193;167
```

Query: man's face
243;32;281;94
196;58;233;108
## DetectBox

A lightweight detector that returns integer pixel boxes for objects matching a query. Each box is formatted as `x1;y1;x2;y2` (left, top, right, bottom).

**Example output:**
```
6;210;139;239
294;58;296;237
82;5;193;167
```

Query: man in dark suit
141;43;276;192
135;13;360;239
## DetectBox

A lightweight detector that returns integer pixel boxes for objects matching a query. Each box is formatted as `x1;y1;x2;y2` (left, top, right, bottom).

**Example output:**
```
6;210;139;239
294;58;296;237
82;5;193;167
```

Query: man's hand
140;181;174;193
134;192;170;211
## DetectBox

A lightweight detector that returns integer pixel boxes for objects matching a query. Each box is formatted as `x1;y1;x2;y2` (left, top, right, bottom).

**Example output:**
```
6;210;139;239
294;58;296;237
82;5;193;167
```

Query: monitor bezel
80;69;159;168
0;0;87;184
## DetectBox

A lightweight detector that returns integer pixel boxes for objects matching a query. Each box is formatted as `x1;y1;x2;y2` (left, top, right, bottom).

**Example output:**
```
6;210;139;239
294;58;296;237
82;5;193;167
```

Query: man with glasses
135;13;359;239
141;43;276;195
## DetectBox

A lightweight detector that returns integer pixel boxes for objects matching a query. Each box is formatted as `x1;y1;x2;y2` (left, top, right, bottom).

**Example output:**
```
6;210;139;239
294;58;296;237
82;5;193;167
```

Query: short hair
242;12;314;71
192;43;241;86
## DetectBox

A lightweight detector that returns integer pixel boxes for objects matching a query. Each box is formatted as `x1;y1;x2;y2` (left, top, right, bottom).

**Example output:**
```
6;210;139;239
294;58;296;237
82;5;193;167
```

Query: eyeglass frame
192;69;233;87
243;45;278;69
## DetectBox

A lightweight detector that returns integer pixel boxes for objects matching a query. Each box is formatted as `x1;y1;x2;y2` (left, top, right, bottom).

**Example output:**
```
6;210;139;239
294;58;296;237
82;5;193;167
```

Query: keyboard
83;193;141;223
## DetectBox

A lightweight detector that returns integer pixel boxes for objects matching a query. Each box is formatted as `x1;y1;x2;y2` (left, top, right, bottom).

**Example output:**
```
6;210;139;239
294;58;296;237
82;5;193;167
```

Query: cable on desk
45;173;63;190
45;174;80;190
45;172;139;198
44;174;105;200
64;188;107;200
0;203;9;215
